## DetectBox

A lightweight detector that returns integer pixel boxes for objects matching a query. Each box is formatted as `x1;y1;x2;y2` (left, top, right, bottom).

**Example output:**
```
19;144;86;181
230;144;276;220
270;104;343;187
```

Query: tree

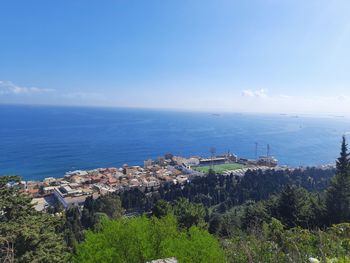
94;194;124;219
81;194;124;230
63;207;84;250
326;136;350;224
73;215;225;263
337;136;350;176
0;176;68;262
208;213;223;235
152;200;172;218
162;226;225;263
275;185;310;228
81;196;97;229
173;198;206;229
241;201;270;229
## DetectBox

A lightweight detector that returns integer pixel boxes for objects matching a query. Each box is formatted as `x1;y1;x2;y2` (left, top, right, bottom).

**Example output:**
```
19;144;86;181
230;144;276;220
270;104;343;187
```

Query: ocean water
0;104;349;180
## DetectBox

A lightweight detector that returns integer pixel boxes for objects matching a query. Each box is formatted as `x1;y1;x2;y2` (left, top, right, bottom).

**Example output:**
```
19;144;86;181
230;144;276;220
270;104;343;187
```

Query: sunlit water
0;105;348;180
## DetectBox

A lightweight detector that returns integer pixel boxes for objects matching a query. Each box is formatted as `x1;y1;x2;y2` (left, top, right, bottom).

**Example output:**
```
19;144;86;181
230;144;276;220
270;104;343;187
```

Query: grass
194;163;244;174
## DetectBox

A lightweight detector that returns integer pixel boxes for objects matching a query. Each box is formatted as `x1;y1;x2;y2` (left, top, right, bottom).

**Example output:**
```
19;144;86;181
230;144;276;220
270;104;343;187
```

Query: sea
0;104;349;181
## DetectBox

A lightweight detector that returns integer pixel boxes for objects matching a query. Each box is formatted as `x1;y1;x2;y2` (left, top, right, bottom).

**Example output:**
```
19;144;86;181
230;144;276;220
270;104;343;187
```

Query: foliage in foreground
73;214;225;263
0;176;68;263
224;219;350;263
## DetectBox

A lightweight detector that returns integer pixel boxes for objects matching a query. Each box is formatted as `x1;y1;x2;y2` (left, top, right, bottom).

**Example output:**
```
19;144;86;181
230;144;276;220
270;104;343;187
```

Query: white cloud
0;80;54;95
241;89;254;97
337;95;349;101
241;88;268;98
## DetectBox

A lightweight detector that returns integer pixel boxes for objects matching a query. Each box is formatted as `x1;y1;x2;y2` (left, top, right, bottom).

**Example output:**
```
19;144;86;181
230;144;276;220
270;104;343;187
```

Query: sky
1;0;350;114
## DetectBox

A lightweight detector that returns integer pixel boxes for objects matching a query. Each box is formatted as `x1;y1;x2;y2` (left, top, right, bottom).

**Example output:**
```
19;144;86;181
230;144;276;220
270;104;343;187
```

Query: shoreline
8;152;334;212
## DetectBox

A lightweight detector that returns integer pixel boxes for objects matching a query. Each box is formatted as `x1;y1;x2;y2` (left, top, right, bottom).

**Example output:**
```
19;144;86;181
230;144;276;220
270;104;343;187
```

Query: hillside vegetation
3;137;350;262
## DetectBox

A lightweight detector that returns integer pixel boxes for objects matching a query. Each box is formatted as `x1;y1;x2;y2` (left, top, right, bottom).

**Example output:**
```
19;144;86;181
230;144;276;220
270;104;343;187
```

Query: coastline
9;151;334;212
0;104;344;180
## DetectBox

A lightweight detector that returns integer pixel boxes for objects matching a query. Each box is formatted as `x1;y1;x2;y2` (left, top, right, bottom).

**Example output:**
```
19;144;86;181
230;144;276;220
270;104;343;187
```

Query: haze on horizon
1;0;350;115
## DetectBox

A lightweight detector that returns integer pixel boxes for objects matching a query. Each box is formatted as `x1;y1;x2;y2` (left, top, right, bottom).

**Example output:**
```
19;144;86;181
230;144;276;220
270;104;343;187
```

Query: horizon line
1;102;350;119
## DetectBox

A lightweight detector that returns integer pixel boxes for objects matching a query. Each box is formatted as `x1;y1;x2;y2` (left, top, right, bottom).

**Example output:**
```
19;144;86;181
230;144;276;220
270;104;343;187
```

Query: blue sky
1;0;350;114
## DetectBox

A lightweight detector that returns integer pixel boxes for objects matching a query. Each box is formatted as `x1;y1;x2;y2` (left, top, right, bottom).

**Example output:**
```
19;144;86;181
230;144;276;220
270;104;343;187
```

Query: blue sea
0;104;349;180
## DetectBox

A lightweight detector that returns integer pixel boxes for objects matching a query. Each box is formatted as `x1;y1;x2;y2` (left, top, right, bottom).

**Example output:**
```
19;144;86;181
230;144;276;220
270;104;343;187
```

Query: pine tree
326;136;350;224
81;196;97;229
64;207;84;250
0;176;68;262
152;200;172;218
276;185;309;227
337;136;350;175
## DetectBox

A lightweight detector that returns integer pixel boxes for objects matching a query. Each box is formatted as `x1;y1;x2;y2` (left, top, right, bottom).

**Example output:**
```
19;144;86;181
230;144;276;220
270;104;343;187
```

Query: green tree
241;201;270;229
81;194;124;230
173;198;206;229
0;176;68;262
94;194;124;219
81;196;97;229
63;207;84;250
152;200;172;218
337;136;350;175
162;226;225;263
326;136;350;224
208;213;223;235
276;185;311;228
73;214;225;263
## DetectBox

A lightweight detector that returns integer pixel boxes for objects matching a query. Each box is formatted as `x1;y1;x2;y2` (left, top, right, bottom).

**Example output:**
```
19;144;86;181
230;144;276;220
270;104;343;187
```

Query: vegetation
326;136;350;225
194;163;244;174
223;220;350;263
73;215;225;263
156;165;334;212
0;176;68;262
2;137;350;262
111;164;334;214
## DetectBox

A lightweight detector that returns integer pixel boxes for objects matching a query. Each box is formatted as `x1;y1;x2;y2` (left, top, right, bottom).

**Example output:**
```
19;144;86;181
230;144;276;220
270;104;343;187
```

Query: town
19;153;281;211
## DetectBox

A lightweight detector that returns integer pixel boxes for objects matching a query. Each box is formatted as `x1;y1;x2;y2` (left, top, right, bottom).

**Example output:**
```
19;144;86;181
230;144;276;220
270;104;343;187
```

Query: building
182;157;200;168
199;157;226;166
43;177;57;185
144;159;153;168
199;153;238;166
53;185;96;209
257;156;278;167
43;186;56;194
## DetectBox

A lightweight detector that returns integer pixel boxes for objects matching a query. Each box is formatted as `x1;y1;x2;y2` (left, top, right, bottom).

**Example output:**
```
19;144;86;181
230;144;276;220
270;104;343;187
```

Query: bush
74;214;225;263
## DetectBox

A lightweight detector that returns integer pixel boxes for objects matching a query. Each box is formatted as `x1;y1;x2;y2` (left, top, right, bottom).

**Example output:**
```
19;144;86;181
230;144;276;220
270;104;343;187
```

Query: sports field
194;163;244;174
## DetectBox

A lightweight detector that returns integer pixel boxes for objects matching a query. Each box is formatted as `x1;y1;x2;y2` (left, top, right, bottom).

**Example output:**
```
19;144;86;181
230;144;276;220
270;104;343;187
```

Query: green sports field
194;163;244;174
